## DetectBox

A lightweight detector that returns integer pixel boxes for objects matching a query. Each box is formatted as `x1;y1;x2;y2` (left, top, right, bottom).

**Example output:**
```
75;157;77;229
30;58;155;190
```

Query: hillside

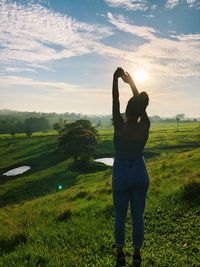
0;122;200;266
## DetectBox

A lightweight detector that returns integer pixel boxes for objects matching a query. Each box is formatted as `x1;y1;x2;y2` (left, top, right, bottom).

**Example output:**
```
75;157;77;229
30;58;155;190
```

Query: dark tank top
113;133;147;160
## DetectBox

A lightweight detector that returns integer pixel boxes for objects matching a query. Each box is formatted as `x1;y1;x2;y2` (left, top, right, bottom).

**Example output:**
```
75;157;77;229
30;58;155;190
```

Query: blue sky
0;0;200;116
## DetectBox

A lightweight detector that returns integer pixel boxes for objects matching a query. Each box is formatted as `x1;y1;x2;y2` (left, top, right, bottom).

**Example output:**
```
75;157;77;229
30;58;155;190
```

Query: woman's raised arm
112;68;124;128
122;72;139;97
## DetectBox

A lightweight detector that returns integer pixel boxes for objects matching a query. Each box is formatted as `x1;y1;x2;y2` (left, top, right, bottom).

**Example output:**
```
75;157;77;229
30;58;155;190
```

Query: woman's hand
113;67;125;79
121;71;134;84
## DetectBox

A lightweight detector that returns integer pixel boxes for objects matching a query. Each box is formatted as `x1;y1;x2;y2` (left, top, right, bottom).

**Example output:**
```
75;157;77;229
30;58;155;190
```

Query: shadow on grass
181;181;200;205
57;208;72;222
13;136;57;161
0;133;65;179
103;204;114;219
159;141;200;150
0;155;110;207
143;150;159;159
0;167;78;207
0;232;27;253
0;148;66;185
69;159;110;173
69;190;89;201
0;145;79;207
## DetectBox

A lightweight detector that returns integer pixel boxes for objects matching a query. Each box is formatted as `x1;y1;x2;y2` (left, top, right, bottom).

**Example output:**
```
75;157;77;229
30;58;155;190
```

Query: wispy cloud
0;0;113;71
165;0;181;9
0;75;79;91
165;0;200;9
104;0;148;11
4;67;38;73
0;75;109;94
106;13;200;78
107;12;157;40
186;0;200;8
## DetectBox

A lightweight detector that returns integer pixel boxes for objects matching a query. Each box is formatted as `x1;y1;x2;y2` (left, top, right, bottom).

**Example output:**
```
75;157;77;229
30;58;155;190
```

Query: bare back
114;120;150;142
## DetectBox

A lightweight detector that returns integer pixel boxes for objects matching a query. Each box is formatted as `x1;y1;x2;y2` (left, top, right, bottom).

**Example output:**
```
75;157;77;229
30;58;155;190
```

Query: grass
0;122;199;266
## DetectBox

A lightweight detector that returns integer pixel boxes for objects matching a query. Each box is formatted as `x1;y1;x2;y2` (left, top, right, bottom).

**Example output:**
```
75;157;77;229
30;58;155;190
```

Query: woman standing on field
112;67;150;266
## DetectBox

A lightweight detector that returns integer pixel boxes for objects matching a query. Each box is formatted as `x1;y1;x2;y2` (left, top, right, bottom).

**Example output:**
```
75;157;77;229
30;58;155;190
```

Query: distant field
0;129;58;138
0;122;199;266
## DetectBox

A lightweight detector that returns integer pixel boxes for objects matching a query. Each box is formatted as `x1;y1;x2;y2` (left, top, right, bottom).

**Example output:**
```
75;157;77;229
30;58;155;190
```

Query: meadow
0;122;199;267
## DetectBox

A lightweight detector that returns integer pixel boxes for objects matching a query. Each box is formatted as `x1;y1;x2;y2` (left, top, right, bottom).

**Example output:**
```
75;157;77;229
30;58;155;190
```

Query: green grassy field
0;122;200;266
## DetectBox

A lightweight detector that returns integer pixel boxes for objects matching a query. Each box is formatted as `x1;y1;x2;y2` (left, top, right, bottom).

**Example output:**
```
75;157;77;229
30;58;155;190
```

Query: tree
175;114;185;132
53;118;67;134
25;128;33;137
57;120;98;162
152;115;161;122
23;117;49;133
96;120;101;128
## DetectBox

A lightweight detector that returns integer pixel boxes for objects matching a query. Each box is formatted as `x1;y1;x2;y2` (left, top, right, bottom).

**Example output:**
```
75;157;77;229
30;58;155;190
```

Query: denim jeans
112;156;149;249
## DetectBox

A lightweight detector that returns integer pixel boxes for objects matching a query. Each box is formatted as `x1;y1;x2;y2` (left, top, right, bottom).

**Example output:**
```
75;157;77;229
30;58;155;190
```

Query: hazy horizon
1;0;200;117
1;108;199;119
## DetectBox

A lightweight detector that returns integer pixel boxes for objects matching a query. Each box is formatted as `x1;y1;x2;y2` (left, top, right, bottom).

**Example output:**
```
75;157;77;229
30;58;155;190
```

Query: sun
133;68;149;83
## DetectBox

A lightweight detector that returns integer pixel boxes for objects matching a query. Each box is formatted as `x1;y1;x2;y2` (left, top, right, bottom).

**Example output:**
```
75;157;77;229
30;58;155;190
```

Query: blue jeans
112;156;149;249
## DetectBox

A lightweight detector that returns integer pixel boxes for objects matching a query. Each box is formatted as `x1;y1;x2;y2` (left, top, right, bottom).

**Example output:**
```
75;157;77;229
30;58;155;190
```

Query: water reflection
2;166;31;176
94;158;113;166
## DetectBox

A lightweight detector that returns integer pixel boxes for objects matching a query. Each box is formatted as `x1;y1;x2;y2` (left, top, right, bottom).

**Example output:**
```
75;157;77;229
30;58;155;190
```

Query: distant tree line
0;109;113;129
149;114;199;123
0;110;199;137
0;117;49;136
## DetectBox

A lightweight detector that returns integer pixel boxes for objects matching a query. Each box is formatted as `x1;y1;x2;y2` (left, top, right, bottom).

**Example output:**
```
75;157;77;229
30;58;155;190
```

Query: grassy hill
0;122;200;266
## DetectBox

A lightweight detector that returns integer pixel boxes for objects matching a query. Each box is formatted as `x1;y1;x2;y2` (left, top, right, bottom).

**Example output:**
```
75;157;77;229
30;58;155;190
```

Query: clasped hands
113;67;134;85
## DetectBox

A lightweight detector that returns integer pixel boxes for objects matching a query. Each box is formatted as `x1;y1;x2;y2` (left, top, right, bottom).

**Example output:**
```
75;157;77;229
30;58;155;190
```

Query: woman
112;67;150;266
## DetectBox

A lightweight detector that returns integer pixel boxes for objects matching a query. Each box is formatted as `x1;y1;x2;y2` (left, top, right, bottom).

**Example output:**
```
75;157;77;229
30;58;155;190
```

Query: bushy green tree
23;117;49;132
53;118;67;134
175;114;185;132
25;128;33;137
57;120;98;162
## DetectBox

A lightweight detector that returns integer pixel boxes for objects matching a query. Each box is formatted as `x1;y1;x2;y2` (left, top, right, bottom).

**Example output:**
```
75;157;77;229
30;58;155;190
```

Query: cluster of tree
0;109;113;128
52;118;67;134
150;114;199;123
0;110;199;137
57;119;98;164
0;117;49;136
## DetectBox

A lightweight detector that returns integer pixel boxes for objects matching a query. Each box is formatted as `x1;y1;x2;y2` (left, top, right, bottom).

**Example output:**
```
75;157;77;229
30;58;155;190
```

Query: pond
2;166;31;176
94;158;114;166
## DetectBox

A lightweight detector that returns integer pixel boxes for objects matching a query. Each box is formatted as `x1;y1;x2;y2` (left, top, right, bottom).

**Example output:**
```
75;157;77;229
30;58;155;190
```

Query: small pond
94;158;113;166
2;166;31;176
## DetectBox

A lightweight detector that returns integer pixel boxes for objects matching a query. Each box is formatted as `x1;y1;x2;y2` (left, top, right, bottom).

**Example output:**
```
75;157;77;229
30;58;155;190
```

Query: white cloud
165;0;180;9
106;13;200;79
165;0;200;9
0;0;113;69
143;14;155;18
151;4;157;10
0;75;109;94
107;12;157;40
104;0;148;11
4;67;38;73
176;34;200;41
186;0;197;7
0;75;78;91
186;0;200;9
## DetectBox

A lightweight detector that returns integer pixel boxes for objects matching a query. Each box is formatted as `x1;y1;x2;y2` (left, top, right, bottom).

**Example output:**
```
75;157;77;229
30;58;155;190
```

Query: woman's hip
112;156;149;187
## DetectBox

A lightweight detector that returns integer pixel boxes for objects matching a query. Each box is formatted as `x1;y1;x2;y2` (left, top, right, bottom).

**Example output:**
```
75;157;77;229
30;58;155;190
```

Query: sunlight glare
133;68;149;83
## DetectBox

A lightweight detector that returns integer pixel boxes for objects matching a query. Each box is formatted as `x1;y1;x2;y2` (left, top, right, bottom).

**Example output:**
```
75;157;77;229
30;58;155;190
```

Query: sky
0;0;200;117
